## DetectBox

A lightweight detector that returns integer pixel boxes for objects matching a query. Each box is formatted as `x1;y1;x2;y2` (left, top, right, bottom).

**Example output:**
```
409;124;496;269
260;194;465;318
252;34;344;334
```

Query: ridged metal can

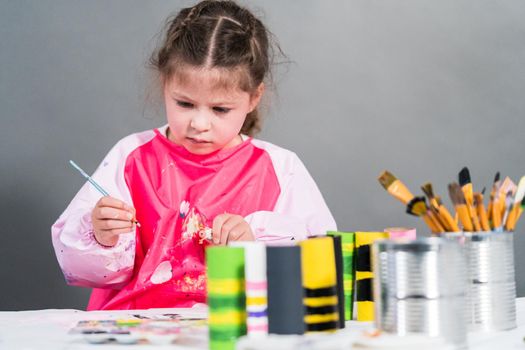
465;232;515;284
372;238;467;348
468;282;516;330
445;231;517;332
374;238;466;299
377;296;467;346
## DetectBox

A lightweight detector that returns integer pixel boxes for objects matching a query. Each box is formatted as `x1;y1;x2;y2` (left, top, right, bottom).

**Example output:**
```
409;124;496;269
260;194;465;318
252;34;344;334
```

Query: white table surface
1;299;525;350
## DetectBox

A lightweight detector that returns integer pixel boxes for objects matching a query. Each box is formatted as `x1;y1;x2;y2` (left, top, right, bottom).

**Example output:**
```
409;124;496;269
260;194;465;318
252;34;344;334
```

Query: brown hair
150;0;275;136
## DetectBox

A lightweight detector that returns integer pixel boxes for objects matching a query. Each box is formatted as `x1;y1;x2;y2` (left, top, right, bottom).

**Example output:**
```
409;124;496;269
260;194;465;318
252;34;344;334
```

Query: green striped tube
328;231;355;321
206;246;247;350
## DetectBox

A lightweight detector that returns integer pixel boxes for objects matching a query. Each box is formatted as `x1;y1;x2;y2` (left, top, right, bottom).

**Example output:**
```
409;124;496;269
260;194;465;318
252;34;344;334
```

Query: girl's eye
176;100;194;108
213;106;231;114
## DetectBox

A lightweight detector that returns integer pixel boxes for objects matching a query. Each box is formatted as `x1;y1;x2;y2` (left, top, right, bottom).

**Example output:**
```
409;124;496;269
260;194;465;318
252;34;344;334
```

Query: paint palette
70;318;181;345
82;329;142;345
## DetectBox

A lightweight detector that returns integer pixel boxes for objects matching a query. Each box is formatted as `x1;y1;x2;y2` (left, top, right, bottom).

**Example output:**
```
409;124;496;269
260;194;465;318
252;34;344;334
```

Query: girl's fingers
92;197;136;247
221;215;245;244
98;196;130;210
98;219;135;231
94;227;133;247
94;206;134;221
97;196;135;215
226;222;247;242
101;227;136;236
218;215;243;245
94;232;119;247
212;214;253;245
212;214;229;244
229;221;255;242
220;215;249;244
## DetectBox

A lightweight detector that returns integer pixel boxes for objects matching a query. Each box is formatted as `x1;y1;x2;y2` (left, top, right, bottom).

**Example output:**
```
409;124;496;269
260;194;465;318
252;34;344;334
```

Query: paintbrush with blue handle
69;160;141;227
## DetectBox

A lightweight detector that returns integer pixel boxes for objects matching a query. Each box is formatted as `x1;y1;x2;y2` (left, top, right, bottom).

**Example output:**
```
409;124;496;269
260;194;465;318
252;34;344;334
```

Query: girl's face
164;67;263;155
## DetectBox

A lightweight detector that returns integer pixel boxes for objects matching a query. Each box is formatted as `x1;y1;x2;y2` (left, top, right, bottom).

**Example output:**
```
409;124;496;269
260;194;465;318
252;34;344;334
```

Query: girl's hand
212;213;254;245
91;196;136;247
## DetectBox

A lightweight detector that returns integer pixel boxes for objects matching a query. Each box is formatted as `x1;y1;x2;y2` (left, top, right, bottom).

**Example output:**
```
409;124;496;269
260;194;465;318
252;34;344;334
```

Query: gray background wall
1;0;524;310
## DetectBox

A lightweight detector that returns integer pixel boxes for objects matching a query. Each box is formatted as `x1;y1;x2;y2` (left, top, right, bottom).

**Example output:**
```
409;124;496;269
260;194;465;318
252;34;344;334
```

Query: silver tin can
372;238;467;348
445;231;516;332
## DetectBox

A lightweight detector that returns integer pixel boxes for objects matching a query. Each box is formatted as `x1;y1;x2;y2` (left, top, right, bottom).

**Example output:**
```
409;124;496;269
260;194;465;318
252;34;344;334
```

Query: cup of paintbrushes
443;231;516;332
372;238;468;349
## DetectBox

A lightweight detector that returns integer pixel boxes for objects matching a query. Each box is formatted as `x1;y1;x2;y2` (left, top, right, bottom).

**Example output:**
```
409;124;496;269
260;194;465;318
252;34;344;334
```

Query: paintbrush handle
86;177;110;197
427;211;445;233
477;203;491;231
487;200;493;223
492;201;502;230
501;204;513;230
456;205;474;231
438;205;460;232
389;181;414;205
515;207;524;230
422;213;439;233
504;205;519;231
69;160;141;227
69;160;110;196
431;207;450;232
467;203;481;231
497;195;507;220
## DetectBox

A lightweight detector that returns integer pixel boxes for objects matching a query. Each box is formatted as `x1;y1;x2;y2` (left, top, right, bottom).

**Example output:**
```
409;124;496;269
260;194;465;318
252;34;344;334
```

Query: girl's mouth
187;137;211;144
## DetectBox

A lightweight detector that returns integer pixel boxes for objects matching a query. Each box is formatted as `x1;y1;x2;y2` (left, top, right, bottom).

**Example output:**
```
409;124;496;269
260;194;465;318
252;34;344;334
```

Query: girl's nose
190;112;212;132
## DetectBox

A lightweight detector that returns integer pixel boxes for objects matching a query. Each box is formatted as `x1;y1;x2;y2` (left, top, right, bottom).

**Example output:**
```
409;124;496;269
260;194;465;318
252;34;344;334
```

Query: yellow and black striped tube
206;246;247;350
355;232;388;322
300;237;339;333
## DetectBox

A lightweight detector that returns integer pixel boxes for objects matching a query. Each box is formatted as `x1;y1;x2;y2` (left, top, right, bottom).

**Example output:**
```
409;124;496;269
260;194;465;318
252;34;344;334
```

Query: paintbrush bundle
378;169;525;233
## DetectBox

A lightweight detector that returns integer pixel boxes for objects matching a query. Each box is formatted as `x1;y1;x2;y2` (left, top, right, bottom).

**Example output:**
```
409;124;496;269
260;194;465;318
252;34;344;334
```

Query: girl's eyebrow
171;92;196;103
171;91;236;106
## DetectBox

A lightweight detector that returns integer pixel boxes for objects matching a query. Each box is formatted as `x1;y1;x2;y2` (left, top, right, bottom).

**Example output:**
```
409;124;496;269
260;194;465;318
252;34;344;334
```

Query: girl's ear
249;83;265;112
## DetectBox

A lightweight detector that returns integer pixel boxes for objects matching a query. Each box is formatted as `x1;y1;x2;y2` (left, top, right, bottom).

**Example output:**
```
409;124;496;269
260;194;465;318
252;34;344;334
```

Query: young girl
52;0;336;310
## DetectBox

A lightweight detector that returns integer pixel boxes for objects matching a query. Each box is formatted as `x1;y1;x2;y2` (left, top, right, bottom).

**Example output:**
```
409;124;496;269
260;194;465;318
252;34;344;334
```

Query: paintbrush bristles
514;176;525;205
459;167;471;187
448;184;457;205
448;182;466;205
378;171;397;190
473;193;481;207
491;173;502;196
474;192;486;209
421;183;435;199
457;187;467;204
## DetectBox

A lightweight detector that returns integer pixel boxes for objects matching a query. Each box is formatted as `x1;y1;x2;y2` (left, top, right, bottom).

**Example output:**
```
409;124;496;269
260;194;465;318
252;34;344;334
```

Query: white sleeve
245;146;337;245
51;131;154;289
